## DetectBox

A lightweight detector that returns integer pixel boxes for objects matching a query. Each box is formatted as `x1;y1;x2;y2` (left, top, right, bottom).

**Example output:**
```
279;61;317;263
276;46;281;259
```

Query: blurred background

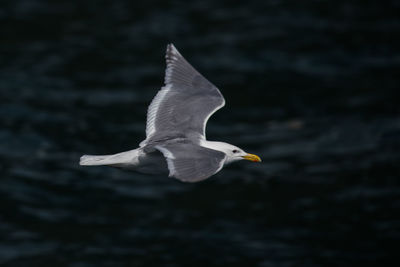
1;0;399;266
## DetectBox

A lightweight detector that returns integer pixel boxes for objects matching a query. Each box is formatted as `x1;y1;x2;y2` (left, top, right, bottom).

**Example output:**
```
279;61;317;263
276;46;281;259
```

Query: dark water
1;0;399;266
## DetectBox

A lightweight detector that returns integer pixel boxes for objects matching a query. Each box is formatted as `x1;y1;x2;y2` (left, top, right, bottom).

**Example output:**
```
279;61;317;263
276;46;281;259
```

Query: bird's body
80;44;261;182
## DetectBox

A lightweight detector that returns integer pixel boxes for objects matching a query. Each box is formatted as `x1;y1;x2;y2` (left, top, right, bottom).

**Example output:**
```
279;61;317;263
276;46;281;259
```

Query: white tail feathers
79;155;114;166
79;149;140;167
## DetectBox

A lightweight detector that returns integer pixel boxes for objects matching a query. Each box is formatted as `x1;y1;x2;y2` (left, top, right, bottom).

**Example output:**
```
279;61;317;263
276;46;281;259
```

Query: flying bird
80;44;261;182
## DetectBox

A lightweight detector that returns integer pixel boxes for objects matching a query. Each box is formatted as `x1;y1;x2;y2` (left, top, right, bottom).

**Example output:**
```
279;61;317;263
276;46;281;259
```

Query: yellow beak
242;153;262;162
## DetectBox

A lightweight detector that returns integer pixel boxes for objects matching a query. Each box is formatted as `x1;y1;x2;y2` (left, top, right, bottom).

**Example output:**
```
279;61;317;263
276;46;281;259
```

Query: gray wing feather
143;44;225;145
155;143;226;182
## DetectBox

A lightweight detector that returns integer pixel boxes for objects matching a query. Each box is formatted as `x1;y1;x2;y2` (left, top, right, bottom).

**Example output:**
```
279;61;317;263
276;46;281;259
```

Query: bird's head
204;141;261;165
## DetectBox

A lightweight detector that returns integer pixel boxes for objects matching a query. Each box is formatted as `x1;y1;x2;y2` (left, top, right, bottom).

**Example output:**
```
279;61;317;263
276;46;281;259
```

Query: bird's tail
80;155;115;166
79;150;138;167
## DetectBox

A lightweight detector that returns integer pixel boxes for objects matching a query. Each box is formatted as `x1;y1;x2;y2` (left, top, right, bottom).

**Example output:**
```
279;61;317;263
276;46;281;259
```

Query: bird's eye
232;150;239;153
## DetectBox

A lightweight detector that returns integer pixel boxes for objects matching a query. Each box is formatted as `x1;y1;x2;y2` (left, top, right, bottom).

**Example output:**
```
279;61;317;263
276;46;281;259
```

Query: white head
200;141;261;165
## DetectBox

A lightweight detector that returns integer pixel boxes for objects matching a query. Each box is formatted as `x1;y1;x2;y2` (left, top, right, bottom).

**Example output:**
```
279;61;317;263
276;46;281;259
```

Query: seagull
80;44;261;182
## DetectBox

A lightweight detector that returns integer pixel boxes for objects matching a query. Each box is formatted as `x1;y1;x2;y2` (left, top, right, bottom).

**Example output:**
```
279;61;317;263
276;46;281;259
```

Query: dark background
1;0;399;266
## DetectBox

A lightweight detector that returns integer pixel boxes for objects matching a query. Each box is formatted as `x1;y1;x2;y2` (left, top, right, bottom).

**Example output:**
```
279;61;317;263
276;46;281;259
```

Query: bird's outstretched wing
142;44;225;146
155;143;226;182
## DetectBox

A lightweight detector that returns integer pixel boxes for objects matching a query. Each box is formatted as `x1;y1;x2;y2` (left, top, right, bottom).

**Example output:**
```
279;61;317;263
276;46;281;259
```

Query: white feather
154;145;176;177
143;84;172;144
